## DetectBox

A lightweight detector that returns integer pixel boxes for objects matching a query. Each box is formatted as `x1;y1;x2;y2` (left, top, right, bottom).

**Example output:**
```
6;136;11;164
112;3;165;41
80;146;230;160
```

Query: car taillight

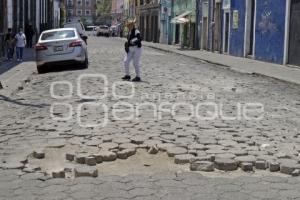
69;40;82;47
35;43;47;51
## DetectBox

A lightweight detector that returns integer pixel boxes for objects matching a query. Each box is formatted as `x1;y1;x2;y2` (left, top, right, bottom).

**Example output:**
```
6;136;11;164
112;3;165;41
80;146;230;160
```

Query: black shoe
122;75;131;81
132;77;141;82
0;82;3;89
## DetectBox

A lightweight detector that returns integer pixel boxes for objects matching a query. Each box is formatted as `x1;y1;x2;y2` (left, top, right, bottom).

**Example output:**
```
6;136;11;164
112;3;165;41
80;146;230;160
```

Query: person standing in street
15;28;26;62
122;19;143;82
4;28;15;61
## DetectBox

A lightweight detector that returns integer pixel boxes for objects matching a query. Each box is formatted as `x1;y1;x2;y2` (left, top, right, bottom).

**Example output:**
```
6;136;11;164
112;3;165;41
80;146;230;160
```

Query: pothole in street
26;144;291;179
27;145;189;179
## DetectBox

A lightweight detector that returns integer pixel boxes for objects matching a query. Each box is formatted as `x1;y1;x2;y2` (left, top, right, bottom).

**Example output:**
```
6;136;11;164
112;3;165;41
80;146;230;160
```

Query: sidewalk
140;40;300;85
0;48;36;96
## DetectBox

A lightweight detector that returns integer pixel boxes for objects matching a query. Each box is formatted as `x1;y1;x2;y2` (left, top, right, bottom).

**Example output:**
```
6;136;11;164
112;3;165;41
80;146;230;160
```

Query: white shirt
15;32;26;47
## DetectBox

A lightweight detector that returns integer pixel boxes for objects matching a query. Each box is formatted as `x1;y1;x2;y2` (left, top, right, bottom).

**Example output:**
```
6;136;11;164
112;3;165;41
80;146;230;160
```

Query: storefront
140;2;160;43
171;0;196;49
160;0;171;44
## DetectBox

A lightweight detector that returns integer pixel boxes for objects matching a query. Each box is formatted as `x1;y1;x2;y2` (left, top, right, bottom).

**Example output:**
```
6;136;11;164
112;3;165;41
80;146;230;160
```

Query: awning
171;11;192;24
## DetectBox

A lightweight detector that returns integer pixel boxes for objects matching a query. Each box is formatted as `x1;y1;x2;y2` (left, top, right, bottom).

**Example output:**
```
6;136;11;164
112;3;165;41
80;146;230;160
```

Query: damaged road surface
0;37;300;200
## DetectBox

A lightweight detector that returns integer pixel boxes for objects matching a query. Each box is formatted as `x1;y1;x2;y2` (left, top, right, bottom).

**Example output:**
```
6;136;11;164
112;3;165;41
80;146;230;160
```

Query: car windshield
41;30;76;40
100;26;109;29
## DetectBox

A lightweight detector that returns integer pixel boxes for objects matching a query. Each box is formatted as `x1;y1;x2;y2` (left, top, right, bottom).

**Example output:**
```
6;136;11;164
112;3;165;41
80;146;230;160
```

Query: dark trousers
6;47;14;59
27;38;33;48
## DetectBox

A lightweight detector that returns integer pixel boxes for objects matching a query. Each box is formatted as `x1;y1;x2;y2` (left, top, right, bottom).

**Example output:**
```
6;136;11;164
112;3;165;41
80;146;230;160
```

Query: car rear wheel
37;65;45;74
82;54;88;69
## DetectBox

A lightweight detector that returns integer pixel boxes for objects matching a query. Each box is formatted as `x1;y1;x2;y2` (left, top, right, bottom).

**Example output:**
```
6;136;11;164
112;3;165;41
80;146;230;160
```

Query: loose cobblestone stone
235;156;257;165
190;161;215;172
255;160;267;170
174;154;195;164
75;154;88;164
269;161;280;172
280;161;300;175
98;142;119;150
167;147;188;157
65;153;75;161
148;145;159;154
74;166;98;178
92;154;103;163
241;162;254;172
214;158;238;171
99;150;117;162
52;170;66;178
85;156;97;166
291;169;300;177
119;143;138;150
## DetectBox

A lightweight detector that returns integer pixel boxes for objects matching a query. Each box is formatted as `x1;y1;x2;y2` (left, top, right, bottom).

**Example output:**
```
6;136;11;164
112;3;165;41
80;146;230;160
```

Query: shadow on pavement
38;64;88;74
0;94;49;108
0;48;35;75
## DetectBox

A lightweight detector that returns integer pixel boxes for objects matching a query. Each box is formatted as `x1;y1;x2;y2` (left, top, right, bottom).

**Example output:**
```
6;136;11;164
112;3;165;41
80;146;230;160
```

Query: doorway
288;0;300;66
202;17;208;50
223;11;230;53
244;0;256;57
175;24;180;44
146;15;150;41
213;2;222;52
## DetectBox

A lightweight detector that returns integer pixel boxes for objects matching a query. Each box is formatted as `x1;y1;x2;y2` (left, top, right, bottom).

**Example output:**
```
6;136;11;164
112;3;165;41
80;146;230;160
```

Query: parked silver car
35;28;88;73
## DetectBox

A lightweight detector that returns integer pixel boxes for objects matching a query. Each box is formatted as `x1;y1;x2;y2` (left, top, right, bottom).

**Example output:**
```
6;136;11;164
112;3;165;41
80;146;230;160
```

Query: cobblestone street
0;37;300;200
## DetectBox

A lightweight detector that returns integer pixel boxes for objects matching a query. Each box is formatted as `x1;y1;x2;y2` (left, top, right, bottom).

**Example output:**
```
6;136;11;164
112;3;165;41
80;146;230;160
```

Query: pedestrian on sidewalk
4;28;15;61
25;24;35;48
122;19;143;82
15;28;26;62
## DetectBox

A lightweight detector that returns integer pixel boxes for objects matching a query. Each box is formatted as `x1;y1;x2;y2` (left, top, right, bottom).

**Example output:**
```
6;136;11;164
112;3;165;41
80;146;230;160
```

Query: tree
60;4;67;27
96;0;112;25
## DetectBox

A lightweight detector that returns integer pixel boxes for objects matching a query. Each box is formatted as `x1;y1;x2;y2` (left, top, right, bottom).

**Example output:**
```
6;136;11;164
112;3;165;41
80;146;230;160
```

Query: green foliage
96;0;112;25
60;5;67;27
80;16;87;25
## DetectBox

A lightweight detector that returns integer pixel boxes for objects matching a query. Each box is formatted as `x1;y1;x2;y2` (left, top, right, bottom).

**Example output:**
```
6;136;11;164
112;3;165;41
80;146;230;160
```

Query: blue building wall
197;0;287;65
196;0;203;49
229;0;246;57
254;0;286;64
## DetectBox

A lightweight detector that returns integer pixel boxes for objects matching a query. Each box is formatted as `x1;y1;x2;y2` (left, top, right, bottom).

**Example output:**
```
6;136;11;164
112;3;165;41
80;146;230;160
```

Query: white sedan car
35;28;88;73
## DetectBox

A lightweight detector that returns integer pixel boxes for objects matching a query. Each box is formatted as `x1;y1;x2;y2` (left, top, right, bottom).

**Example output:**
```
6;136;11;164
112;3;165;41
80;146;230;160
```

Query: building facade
159;0;172;44
0;0;7;59
110;0;300;67
0;0;61;59
111;0;124;25
171;0;197;48
200;0;300;66
140;0;160;43
65;0;97;25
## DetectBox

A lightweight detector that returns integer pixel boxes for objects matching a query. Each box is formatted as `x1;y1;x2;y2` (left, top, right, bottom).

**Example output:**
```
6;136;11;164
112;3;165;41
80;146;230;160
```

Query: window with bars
68;9;73;16
77;0;82;7
85;0;90;7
